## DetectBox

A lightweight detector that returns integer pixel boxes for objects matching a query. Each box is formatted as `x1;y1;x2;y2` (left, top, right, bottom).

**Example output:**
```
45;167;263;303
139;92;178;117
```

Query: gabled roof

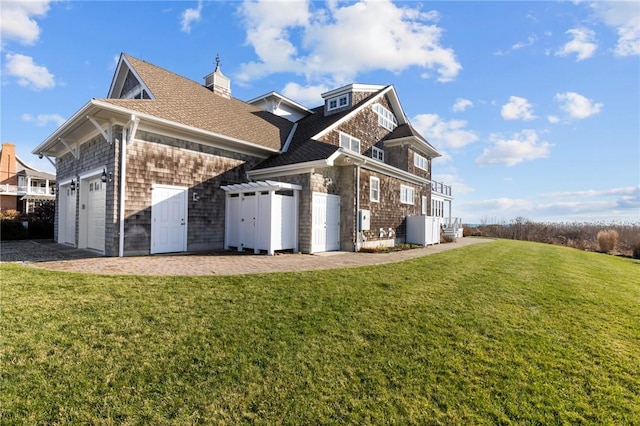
34;54;295;157
253;85;441;170
100;54;294;151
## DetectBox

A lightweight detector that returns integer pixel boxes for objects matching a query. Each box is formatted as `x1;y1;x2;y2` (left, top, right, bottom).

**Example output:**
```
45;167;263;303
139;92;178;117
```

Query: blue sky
1;0;639;223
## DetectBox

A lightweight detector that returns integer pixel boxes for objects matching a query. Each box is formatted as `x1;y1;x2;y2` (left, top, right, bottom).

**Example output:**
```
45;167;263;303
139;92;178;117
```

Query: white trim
370;176;380;203
371;146;384;162
107;55;155;100
281;122;298;153
247;91;314;115
339;131;360;153
400;185;415;205
312;86;395;141
414;152;428;171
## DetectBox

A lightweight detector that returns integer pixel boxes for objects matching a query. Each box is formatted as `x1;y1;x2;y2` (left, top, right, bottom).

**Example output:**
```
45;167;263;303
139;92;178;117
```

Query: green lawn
2;239;639;425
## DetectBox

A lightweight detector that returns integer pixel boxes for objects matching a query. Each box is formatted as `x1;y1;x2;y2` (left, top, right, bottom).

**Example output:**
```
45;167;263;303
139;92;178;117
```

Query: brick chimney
0;143;17;186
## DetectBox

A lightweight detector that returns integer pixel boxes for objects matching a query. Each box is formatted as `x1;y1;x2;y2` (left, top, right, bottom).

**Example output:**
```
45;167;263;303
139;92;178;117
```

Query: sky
1;0;639;224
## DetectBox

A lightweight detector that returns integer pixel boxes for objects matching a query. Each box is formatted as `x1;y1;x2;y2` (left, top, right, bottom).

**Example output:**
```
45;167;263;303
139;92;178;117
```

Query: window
340;132;360;153
422;196;427;215
328;94;350;111
373;103;398;131
400;185;414;205
414;153;428;171
372;146;384;162
370;177;380;202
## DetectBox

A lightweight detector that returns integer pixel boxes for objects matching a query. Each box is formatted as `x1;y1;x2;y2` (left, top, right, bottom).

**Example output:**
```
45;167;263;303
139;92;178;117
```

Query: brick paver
1;238;492;276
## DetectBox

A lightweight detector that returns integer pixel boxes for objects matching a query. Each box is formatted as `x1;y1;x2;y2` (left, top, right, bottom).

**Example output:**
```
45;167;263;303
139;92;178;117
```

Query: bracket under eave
58;137;78;159
87;115;112;144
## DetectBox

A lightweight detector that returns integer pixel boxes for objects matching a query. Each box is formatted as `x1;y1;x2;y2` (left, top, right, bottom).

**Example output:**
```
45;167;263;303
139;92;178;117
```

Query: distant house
32;53;458;256
0;142;56;213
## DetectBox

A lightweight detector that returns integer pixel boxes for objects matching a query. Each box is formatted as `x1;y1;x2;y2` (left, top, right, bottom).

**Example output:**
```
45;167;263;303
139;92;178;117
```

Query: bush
597;230;618;253
632;243;640;260
1;219;28;240
0;209;21;220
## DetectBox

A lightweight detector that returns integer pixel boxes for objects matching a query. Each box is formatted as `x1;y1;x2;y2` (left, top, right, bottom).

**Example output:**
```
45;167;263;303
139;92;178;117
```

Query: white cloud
512;34;537;50
452;98;473;112
476;130;552;167
281;82;328;106
0;0;51;45
461;186;640;223
556;28;597;61
547;115;560;124
590;2;640;57
501;96;536;121
4;53;55;89
237;0;461;85
554;92;602;119
21;113;65;127
411;113;479;149
181;0;203;33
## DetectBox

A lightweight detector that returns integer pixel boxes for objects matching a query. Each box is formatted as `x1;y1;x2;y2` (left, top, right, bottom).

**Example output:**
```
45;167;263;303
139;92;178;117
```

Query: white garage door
86;178;106;252
151;185;187;254
312;192;340;253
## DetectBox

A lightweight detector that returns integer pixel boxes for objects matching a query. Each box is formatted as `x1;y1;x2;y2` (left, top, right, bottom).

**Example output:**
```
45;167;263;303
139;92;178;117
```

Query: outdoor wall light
193;192;200;202
70;180;76;192
101;169;112;183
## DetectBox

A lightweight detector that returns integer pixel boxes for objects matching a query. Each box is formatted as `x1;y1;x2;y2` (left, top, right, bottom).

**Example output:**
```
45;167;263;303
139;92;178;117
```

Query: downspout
355;164;360;252
118;115;139;257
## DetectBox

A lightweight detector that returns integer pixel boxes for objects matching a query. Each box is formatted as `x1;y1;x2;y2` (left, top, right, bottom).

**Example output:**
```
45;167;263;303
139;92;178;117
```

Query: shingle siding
123;131;262;255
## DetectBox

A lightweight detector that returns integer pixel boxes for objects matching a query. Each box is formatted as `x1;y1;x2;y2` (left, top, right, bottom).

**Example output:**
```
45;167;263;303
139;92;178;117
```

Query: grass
2;239;639;424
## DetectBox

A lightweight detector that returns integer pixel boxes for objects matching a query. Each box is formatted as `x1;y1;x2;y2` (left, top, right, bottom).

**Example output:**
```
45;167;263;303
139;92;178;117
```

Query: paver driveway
1;238;492;276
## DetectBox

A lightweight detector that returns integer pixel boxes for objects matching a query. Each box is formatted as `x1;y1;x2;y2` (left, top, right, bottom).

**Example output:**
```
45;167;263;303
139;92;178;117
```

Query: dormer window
328;94;350;111
372;146;384;162
373;103;397;131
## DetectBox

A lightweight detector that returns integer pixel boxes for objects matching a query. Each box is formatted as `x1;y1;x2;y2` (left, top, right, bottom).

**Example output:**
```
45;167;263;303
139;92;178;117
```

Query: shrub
632;243;640;260
597;230;618;253
0;209;21;220
1;218;28;240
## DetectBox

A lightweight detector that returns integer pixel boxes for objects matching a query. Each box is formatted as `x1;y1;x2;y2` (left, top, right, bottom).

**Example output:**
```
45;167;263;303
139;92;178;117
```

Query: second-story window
340;132;360;153
414;153;428;171
372;146;384;162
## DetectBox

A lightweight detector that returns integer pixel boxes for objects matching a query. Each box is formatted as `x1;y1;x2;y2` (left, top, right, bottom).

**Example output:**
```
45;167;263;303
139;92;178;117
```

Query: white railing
431;181;452;197
0;184;53;195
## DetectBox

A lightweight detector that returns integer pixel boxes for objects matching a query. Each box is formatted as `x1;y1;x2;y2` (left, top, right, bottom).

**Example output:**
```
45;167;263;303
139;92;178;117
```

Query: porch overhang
221;180;302;194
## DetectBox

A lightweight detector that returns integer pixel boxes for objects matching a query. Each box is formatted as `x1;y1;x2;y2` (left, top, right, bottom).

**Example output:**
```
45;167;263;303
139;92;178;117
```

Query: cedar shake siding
124;131;262;255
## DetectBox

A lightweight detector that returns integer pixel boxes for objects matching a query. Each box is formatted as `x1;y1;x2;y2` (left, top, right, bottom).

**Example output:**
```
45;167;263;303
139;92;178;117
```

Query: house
1;142;56;213
32;53;458;257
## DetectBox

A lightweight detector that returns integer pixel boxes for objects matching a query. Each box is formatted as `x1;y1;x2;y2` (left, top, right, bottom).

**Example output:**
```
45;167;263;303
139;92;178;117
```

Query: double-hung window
340;132;360;153
370;177;380;202
414;153;428;171
400;185;414;205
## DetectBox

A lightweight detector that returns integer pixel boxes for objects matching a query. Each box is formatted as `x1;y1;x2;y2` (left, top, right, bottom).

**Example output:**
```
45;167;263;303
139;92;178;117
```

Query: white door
312;193;340;252
59;185;76;245
151;185;188;254
239;193;257;250
86;177;106;252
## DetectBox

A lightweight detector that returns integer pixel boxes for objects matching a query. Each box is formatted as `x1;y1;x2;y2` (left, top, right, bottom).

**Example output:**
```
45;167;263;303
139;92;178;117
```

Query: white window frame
400;185;414;205
421;196;427;215
373;103;398;131
328;94;350;111
414;153;428;171
339;131;360;153
431;198;444;217
370;177;380;203
372;146;384;162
